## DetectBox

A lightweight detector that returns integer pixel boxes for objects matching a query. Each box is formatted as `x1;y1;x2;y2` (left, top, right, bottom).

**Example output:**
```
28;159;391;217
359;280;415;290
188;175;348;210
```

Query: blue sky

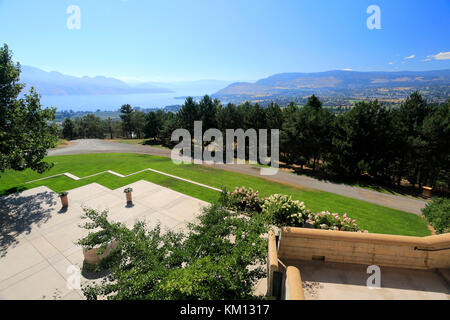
1;0;449;82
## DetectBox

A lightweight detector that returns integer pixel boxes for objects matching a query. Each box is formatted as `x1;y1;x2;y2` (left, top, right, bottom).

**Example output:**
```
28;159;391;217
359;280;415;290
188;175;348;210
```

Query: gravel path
48;139;427;214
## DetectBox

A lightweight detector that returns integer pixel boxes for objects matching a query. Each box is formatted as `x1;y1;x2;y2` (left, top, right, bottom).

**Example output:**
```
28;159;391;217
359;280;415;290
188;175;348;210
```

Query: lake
39;91;207;111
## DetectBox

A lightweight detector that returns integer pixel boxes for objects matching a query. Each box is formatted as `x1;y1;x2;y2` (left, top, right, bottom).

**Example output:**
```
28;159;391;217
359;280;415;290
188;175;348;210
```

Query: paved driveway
0;181;208;300
48;140;427;214
49;139;170;157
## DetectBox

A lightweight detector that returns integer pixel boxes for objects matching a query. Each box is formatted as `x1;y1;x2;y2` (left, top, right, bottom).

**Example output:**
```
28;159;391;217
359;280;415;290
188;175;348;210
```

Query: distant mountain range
20;66;174;95
136;80;234;96
18;66;450;110
213;70;450;102
20;66;235;97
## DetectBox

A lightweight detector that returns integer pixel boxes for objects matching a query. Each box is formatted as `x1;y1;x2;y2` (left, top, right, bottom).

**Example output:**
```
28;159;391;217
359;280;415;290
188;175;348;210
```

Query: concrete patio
0;181;208;300
284;259;450;300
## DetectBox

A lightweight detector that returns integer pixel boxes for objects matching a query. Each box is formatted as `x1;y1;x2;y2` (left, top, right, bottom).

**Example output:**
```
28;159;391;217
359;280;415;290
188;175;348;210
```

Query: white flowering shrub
227;187;262;213
306;211;368;233
222;187;368;233
261;194;307;226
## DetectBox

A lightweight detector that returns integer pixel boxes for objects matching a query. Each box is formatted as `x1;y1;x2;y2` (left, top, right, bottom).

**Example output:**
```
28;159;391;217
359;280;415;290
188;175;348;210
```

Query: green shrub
222;186;367;232
422;198;450;234
77;208;115;252
78;204;267;300
306;211;367;233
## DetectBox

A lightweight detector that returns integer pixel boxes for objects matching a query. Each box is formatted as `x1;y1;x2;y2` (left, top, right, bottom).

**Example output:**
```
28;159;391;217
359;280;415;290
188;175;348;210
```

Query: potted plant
59;192;69;207
78;230;118;266
124;187;133;205
422;186;433;198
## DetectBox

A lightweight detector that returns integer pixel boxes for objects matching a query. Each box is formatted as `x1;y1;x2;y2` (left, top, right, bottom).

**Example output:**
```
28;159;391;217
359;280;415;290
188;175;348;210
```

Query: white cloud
342;68;352;71
403;54;415;60
423;58;432;62
388;62;393;65
427;52;450;60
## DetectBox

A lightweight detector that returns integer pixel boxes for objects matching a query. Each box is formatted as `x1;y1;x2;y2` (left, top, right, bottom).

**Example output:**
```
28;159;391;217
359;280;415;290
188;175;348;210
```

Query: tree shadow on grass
0;190;57;257
141;139;156;146
0;185;27;197
290;167;429;199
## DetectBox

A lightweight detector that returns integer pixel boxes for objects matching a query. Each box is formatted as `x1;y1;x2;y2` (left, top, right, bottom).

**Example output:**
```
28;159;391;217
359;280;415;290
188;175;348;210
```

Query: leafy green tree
0;44;58;176
112;119;124;139
78;203;266;300
73;117;85;138
83;114;104;138
131;110;146;139
62;118;75;140
104;117;114;139
144;110;164;141
69;114;105;139
421;198;450;234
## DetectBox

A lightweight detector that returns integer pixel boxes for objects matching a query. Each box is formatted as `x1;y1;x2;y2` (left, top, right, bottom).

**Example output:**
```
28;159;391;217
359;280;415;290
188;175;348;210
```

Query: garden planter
124;188;133;205
82;240;118;265
59;192;69;207
422;186;432;198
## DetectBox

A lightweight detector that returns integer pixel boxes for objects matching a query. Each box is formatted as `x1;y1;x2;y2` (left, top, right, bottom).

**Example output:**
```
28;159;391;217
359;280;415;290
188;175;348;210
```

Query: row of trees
61;104;153;140
2;41;447;192
61;92;449;190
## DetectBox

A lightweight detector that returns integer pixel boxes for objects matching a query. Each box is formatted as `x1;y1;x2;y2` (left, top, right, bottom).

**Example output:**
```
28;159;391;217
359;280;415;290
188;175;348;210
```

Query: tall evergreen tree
120;104;134;138
177;97;199;137
397;91;432;187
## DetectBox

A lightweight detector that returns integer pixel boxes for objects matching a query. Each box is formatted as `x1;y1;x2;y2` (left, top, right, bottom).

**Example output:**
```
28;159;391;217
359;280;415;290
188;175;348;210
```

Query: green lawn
0;153;430;237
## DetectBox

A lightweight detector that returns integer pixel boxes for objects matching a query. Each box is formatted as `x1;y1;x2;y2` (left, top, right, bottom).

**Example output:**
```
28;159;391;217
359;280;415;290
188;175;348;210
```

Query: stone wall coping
285;266;305;300
281;227;450;248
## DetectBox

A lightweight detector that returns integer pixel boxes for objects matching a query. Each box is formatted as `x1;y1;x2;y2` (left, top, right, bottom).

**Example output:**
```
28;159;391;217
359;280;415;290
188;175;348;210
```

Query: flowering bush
227;187;262;213
261;194;307;226
222;186;368;233
305;211;368;233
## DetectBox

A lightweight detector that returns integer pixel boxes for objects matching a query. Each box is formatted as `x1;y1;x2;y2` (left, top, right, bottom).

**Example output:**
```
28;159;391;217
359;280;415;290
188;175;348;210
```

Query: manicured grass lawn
0;153;430;237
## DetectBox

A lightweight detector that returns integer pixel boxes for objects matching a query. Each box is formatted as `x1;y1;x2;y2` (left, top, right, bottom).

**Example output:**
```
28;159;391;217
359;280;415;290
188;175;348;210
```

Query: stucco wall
278;227;450;270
